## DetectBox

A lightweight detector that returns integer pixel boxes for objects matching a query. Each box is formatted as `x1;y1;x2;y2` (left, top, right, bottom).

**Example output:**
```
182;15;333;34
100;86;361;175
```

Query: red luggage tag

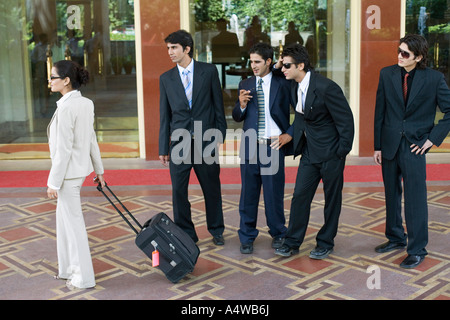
152;250;159;267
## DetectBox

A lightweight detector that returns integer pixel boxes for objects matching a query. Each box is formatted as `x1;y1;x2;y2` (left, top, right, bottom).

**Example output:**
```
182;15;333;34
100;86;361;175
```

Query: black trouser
169;140;224;242
381;137;428;256
284;150;346;250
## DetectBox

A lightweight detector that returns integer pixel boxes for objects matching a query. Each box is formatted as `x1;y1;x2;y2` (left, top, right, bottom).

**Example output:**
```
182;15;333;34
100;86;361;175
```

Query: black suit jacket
232;73;293;159
159;60;227;156
374;65;450;160
291;71;354;163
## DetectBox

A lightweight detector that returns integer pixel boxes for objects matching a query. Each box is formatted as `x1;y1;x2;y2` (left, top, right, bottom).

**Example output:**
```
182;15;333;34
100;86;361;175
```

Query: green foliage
110;33;135;41
109;0;135;31
428;23;450;34
193;0;315;31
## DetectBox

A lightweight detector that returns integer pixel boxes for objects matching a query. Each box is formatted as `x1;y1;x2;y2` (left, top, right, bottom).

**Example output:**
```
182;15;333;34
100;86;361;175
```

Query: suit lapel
290;81;298;107
47;91;81;137
269;75;279;113
407;68;425;109
47;109;58;138
391;65;426;109
303;72;317;117
169;66;190;108
391;66;405;105
246;76;257;109
192;60;204;108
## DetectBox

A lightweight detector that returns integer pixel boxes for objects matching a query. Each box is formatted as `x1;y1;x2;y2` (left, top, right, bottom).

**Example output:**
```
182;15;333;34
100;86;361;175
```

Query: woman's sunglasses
398;48;413;59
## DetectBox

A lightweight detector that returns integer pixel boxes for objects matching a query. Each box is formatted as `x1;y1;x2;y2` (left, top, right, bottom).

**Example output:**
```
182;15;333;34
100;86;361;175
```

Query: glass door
189;0;351;130
405;0;450;153
188;0;351;159
0;0;138;159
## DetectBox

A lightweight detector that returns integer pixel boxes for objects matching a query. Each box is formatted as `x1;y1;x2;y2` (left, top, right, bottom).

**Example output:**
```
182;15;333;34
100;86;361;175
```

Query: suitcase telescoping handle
96;180;143;235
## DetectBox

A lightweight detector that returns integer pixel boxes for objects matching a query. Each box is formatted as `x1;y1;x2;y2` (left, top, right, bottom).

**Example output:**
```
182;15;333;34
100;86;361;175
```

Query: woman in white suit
47;60;105;290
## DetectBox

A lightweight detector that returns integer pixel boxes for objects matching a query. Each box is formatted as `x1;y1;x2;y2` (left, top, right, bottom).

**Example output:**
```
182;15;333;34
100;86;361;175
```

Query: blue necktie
257;78;265;138
182;69;192;108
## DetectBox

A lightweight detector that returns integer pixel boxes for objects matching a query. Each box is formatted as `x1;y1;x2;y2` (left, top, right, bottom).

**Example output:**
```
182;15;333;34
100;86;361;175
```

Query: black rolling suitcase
97;182;200;283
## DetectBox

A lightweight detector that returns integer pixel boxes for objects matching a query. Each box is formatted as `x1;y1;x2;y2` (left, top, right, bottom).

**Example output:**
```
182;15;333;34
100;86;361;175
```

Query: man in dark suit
373;34;450;269
232;42;292;254
159;30;227;245
274;44;354;259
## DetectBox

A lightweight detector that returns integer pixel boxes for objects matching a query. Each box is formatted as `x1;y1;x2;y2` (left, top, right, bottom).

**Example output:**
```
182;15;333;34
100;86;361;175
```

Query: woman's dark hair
54;60;89;89
249;42;273;62
281;43;313;72
164;29;194;58
399;34;428;70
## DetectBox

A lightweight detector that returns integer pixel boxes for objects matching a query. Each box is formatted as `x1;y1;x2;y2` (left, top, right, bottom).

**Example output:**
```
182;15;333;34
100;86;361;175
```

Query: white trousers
56;177;95;288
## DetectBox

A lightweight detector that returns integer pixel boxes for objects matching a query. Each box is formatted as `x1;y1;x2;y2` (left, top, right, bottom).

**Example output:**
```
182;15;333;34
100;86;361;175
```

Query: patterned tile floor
0;158;449;302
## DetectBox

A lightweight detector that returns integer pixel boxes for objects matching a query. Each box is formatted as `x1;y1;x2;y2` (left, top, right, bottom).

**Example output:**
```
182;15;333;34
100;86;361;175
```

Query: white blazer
47;90;104;189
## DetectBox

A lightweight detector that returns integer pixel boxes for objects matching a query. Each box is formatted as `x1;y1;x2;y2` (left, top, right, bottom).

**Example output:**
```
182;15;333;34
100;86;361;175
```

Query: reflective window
0;0;138;159
405;0;450;148
189;0;351;131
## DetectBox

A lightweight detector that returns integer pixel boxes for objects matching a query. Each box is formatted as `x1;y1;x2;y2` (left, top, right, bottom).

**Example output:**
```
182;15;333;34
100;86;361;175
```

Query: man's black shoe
271;237;284;249
400;255;425;269
240;243;253;254
309;247;333;260
213;235;225;246
375;241;406;253
274;244;299;257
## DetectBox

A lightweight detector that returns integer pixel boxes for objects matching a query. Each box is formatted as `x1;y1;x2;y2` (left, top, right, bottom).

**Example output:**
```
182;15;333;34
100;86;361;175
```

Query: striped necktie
257;78;265;138
403;73;409;102
182;69;192;108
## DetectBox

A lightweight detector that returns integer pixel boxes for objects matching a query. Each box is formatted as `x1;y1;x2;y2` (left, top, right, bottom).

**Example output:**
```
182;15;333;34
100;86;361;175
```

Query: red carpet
0;164;449;188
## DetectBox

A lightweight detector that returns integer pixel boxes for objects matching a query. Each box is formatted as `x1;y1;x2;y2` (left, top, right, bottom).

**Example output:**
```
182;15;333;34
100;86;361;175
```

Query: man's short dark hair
281;43;312;72
249;42;273;62
165;29;194;58
400;34;428;70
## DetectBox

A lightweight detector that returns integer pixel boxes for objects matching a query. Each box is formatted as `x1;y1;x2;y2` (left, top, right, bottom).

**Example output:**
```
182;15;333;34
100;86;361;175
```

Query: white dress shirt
296;71;311;114
243;72;282;138
177;59;194;85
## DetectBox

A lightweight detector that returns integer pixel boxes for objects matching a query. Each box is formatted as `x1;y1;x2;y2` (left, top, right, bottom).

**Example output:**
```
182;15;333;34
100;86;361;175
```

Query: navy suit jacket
290;71;354;163
159;60;227;156
232;72;293;159
374;65;450;160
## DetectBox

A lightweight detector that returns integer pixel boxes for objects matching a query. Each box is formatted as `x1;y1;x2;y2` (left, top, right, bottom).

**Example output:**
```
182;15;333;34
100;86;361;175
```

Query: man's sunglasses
398;48;414;59
282;62;297;69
